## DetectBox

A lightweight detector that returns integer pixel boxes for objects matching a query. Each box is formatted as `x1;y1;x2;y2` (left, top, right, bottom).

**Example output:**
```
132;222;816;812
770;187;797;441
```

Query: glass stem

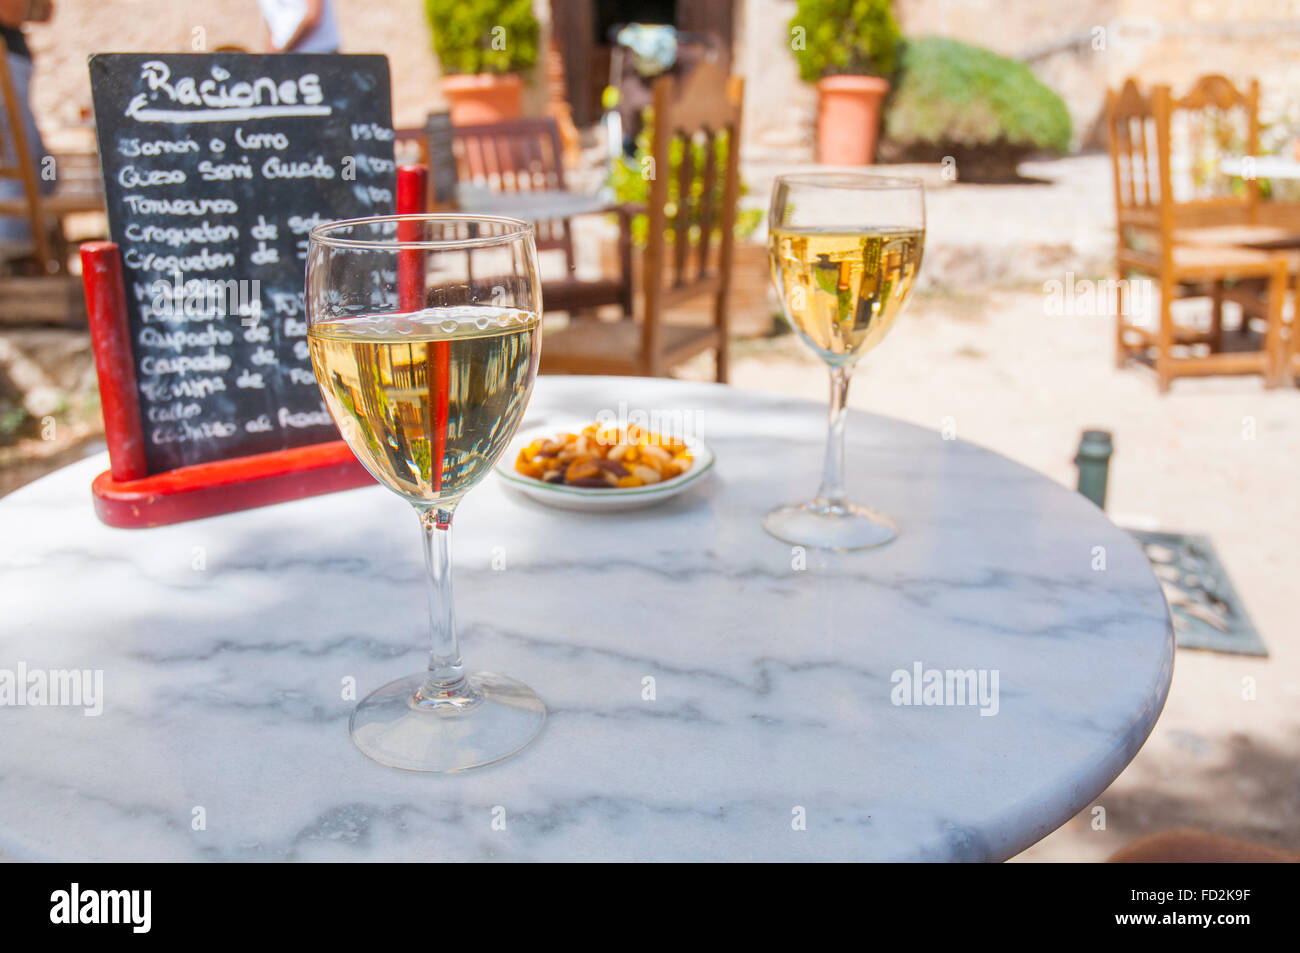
814;365;851;514
415;505;477;707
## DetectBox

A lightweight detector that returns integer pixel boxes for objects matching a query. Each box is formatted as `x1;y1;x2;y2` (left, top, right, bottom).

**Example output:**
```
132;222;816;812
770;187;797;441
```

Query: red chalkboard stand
83;164;430;528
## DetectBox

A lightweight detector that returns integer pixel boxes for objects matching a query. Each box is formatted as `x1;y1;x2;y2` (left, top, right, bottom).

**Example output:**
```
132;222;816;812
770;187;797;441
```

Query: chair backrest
1169;74;1259;224
451;117;568;191
1106;78;1172;259
452;117;573;265
0;52;50;272
1107;74;1261;260
642;59;744;370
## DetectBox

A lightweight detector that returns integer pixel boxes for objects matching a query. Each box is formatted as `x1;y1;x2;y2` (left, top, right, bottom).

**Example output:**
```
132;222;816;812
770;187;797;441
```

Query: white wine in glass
307;215;545;773
310;307;540;503
764;175;925;551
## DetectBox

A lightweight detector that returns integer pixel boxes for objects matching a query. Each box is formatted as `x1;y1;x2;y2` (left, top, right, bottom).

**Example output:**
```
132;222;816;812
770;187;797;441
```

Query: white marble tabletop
0;377;1173;861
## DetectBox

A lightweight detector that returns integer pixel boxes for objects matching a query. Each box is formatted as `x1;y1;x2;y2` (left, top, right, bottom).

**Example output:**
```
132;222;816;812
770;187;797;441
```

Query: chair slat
696;129;718;280
673;131;694;287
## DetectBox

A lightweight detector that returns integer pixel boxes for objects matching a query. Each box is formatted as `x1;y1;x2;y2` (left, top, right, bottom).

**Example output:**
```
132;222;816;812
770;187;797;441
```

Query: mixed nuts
514;423;694;489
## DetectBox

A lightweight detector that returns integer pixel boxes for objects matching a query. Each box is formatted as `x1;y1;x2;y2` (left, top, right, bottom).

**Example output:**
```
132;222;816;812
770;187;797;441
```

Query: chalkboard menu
88;53;395;474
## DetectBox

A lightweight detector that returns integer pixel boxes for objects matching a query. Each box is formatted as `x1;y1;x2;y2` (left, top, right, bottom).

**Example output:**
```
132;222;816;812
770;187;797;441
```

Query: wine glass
764;174;925;551
306;214;544;772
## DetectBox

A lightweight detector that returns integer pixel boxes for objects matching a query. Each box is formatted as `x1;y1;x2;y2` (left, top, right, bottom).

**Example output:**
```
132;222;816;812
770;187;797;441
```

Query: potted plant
790;0;901;165
879;37;1071;181
427;0;540;124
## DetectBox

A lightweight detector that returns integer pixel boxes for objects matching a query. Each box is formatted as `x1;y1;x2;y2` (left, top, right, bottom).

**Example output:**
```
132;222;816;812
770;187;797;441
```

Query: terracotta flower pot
815;75;890;165
440;73;523;125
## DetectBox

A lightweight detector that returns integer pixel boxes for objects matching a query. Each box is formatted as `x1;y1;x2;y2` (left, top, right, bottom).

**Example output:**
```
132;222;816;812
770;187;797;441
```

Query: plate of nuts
495;421;714;511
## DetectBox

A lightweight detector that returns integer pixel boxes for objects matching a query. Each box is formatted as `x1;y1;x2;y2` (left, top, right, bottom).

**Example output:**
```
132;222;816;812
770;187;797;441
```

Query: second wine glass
764;174;925;551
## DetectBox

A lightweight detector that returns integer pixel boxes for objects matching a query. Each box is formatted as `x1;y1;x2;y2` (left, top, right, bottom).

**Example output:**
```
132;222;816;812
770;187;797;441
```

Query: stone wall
1019;1;1300;148
732;0;817;162
735;0;1300;159
22;0;553;132
17;1;1300;159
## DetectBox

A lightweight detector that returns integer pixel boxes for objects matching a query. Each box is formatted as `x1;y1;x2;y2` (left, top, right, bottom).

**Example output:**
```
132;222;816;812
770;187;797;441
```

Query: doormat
1128;530;1267;657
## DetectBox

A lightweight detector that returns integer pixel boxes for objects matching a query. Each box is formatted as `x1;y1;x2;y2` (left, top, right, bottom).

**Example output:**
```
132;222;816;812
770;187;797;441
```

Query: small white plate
495;421;714;511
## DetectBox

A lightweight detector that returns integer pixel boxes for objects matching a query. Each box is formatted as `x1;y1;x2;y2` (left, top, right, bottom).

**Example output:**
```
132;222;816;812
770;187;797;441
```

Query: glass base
349;671;545;773
762;501;898;552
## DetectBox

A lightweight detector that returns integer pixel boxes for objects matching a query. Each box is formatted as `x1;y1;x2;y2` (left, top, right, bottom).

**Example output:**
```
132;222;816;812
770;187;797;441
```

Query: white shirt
259;0;340;53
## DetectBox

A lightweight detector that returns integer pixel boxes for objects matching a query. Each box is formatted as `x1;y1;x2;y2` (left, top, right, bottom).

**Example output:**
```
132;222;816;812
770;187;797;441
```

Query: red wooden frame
85;164;430;527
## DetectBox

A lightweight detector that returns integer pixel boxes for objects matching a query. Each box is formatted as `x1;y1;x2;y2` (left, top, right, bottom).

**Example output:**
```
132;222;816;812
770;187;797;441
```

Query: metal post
1075;430;1113;510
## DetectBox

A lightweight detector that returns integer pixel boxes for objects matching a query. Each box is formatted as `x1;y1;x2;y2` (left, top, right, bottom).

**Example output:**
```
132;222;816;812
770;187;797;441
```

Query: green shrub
608;112;762;247
789;0;901;82
883;37;1071;156
426;0;539;76
0;401;28;446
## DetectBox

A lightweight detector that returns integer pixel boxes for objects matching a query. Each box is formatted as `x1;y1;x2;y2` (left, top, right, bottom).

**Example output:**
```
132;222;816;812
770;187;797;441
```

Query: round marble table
0;377;1173;861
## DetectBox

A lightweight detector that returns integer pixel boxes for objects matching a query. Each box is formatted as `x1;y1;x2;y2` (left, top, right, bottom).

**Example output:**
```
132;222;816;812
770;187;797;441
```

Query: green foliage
607;114;762;247
426;0;539;76
884;37;1071;154
0;402;28;443
790;0;901;82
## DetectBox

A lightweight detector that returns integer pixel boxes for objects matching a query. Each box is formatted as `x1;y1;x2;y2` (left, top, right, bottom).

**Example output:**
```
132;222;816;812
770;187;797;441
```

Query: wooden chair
0;50;51;272
1170;75;1300;387
1168;76;1264;242
1160;75;1300;249
0;54;103;276
540;59;744;382
395;115;631;316
452;117;578;273
451;116;634;318
1107;77;1290;391
1282;310;1300;385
